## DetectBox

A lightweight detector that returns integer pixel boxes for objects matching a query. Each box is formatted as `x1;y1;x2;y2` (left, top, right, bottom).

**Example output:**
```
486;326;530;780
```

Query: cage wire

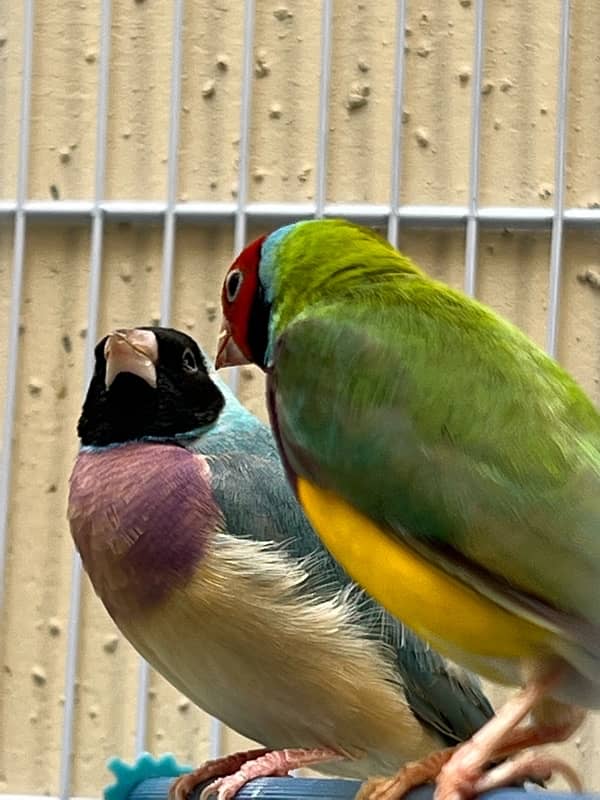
0;0;595;799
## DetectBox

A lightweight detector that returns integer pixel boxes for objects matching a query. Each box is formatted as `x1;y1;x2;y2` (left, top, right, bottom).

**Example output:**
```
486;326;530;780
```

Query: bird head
216;233;271;370
77;327;225;448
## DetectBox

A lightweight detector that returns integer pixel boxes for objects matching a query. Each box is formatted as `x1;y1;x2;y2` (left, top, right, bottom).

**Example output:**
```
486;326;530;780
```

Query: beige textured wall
1;0;599;797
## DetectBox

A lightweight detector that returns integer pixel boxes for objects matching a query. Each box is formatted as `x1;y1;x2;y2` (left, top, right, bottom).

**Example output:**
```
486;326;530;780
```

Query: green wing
270;280;600;636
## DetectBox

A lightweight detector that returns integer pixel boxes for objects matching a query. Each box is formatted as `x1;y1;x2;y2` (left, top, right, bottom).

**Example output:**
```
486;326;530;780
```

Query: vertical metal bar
134;657;151;756
0;0;34;610
464;0;485;297
233;0;255;257
158;0;184;328
314;0;334;219
59;2;112;797
387;0;408;247
132;0;187;757
224;0;256;399
209;0;257;754
208;716;224;761
546;0;571;359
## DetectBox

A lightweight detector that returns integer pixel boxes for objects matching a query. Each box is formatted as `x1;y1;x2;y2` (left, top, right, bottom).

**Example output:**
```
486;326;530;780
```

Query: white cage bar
546;0;572;359
1;1;598;799
315;0;334;219
463;0;485;298
1;200;600;228
58;0;114;797
0;0;35;611
386;0;407;249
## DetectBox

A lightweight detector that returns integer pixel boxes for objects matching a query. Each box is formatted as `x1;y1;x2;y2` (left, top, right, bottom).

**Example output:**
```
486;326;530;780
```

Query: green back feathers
266;219;599;441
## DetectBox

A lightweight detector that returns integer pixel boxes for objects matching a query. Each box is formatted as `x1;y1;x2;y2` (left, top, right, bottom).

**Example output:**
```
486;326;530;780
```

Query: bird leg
169;746;342;800
358;669;585;800
434;669;585;800
491;700;586;756
356;747;458;800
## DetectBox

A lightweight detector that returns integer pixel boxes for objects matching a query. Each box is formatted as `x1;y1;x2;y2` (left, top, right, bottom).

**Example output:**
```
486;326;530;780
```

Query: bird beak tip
104;328;158;389
215;320;250;369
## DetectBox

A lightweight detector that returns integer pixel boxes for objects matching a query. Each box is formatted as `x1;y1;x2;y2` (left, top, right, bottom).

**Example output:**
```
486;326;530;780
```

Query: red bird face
216;234;268;370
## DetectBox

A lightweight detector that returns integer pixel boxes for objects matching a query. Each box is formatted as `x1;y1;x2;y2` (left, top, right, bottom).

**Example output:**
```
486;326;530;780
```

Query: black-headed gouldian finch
68;326;496;800
216;218;599;800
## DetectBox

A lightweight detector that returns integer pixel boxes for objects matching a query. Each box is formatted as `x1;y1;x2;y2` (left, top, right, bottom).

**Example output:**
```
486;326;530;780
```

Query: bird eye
226;269;243;303
182;348;198;373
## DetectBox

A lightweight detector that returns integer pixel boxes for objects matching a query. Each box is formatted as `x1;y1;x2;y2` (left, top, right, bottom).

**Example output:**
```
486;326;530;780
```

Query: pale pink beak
104;329;158;389
215;317;250;369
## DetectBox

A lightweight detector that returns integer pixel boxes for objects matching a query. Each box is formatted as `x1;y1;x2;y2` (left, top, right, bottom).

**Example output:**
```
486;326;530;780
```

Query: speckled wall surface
0;1;599;797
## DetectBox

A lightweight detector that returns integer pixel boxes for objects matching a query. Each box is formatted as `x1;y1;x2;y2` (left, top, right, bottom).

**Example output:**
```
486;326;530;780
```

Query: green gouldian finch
216;218;598;799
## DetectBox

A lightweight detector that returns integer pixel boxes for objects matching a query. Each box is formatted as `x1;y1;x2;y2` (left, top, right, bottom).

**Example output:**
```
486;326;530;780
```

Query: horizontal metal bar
399;205;469;226
477;207;552;226
0;200;598;229
177;201;239;219
19;200;95;216
563;208;600;225
0;200;19;214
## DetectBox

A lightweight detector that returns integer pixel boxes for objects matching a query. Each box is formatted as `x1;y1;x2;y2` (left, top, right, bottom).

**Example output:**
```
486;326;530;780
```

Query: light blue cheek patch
258;221;312;366
258;221;308;305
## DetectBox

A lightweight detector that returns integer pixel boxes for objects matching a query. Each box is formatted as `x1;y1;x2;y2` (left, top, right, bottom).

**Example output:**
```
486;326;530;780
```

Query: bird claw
356;748;456;800
168;749;269;800
170;747;340;800
200;773;291;800
198;777;223;800
169;772;206;800
474;750;583;796
434;749;583;800
431;674;585;800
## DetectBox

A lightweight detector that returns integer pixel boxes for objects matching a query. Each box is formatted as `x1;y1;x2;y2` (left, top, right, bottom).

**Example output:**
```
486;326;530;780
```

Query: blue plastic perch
104;753;600;800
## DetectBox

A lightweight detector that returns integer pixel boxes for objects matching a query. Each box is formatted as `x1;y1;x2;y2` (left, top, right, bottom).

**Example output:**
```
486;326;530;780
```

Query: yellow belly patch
297;478;552;662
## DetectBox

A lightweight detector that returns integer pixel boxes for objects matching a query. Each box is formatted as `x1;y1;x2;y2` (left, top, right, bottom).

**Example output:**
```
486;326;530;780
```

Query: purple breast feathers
68;442;223;613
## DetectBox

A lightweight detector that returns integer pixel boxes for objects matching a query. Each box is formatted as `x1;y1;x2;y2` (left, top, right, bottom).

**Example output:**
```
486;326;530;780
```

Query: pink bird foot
474;750;583;796
169;746;341;800
433;669;585;800
435;748;583;800
356;747;457;800
359;668;585;800
169;749;269;800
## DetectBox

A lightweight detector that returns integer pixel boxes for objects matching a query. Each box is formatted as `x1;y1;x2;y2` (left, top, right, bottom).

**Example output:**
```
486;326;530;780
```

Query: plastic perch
103;753;600;800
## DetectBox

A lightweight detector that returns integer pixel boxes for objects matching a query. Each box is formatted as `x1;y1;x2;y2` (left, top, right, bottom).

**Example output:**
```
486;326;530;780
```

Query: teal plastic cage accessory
105;753;192;800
